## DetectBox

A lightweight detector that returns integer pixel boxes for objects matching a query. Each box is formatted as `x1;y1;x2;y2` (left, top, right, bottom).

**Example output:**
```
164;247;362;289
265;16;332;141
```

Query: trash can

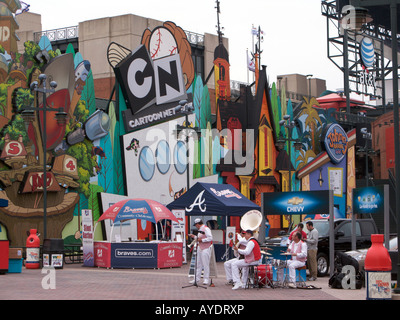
0;240;9;274
42;239;64;269
365;234;392;300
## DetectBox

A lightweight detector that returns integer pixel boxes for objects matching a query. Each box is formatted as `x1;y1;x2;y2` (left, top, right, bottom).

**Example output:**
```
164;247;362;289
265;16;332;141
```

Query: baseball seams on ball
149;27;178;60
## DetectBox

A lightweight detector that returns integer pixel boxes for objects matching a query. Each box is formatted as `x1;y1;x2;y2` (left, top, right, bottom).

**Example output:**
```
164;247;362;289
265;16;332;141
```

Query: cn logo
186;191;206;213
115;45;187;115
168;250;175;258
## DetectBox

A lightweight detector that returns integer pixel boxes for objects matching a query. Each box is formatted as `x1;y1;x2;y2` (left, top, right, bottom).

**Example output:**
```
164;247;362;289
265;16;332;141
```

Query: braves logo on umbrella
123;206;148;214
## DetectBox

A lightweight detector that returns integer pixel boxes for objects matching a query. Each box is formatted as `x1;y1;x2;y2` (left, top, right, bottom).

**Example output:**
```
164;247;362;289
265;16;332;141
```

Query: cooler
7;259;23;273
8;248;23;273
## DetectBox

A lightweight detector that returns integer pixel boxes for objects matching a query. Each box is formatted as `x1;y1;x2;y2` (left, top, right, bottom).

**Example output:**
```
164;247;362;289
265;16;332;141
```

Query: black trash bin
42;239;64;269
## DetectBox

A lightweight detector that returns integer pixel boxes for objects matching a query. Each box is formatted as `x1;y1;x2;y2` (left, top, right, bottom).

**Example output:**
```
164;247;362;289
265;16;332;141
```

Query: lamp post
20;74;68;240
277;115;302;230
175;100;199;193
277;115;302;193
306;74;313;100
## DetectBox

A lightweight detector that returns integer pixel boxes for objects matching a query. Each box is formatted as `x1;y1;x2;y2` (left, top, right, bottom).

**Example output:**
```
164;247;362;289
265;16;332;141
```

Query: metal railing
34;26;79;43
34;26;205;47
184;31;204;46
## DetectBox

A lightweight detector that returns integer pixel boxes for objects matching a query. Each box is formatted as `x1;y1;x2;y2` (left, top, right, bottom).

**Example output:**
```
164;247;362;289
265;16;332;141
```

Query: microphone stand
182;239;207;289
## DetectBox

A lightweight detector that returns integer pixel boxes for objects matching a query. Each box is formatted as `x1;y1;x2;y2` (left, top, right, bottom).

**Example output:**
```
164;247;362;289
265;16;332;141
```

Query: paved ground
0;262;367;301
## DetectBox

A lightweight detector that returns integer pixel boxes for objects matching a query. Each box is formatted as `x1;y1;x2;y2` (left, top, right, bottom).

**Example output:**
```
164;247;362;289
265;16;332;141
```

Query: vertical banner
82;209;94;267
226;226;236;246
172;209;187;264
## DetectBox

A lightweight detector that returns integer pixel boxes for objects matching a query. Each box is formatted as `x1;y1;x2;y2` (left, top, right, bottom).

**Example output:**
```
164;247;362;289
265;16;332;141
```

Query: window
337;222;361;237
174;141;187;174
139;147;155;182
155;140;170;175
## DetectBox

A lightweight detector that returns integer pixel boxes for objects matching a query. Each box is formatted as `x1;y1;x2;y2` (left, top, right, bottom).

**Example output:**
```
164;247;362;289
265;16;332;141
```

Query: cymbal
261;251;272;256
281;252;292;255
260;247;273;251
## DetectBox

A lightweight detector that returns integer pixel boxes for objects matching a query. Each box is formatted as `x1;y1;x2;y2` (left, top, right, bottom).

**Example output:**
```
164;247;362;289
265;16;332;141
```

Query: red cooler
0;240;9;274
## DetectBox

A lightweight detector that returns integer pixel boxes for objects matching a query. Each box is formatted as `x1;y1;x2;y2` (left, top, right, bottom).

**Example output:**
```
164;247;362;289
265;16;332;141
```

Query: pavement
0;262;368;301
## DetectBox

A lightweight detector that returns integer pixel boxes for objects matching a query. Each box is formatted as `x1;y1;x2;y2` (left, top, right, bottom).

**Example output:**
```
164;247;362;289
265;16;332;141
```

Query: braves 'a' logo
186;190;206;213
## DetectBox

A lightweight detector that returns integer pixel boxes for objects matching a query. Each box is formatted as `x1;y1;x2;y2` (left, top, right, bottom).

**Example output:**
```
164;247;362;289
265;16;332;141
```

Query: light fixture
294;141;303;151
21;109;35;124
55;111;68;125
275;140;285;151
318;169;324;187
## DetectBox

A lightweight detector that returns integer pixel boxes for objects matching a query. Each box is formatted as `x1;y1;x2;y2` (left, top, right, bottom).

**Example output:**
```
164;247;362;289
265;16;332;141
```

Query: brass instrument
233;233;245;259
240;210;263;241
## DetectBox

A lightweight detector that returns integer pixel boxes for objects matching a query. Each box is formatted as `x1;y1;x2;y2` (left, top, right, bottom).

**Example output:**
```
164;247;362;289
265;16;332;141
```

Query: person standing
305;221;319;281
289;223;307;242
189;219;213;285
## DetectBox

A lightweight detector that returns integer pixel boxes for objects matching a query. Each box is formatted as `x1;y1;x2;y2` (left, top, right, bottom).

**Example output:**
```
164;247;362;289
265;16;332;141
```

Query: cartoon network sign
321;124;348;164
115;45;187;132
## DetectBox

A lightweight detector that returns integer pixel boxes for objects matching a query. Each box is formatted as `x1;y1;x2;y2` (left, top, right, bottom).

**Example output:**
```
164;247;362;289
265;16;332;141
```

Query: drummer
280;231;307;288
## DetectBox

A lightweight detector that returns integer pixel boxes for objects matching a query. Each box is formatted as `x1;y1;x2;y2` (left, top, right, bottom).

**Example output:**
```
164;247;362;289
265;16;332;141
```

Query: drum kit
238;211;291;289
251;249;296;288
248;246;274;288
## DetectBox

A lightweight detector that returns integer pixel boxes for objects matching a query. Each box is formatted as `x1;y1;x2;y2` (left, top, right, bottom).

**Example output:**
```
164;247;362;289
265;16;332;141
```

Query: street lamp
277;115;302;192
175;100;200;193
20;74;68;240
306;74;313;100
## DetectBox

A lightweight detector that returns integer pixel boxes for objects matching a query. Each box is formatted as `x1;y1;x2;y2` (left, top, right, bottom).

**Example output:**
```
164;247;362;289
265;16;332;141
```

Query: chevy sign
262;191;330;216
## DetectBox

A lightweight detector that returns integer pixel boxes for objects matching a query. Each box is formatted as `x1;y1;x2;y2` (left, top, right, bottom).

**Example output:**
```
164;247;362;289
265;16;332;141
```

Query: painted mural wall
0;1;118;246
0;31;111;246
0;3;356;246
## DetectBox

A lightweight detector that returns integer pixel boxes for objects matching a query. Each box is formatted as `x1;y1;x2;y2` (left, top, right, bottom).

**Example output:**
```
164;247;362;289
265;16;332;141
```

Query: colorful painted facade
0;7;358;246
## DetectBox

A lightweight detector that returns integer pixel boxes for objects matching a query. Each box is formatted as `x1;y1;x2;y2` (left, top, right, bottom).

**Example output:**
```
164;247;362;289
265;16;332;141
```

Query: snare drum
254;264;273;286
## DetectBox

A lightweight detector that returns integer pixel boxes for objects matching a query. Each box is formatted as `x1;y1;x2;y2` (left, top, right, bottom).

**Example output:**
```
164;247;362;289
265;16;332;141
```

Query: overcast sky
26;0;344;91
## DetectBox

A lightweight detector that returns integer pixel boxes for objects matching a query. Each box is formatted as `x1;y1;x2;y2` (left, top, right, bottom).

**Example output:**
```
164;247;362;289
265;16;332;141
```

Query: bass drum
254;264;273;286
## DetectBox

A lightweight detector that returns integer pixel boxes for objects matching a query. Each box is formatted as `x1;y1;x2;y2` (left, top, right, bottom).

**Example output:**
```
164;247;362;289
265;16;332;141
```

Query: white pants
196;246;212;282
232;259;259;285
278;260;305;284
224;258;249;282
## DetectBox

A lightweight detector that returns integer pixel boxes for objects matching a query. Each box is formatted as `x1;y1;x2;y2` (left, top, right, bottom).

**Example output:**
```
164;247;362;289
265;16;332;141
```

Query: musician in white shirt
280;232;307;288
188;219;213;285
224;232;249;285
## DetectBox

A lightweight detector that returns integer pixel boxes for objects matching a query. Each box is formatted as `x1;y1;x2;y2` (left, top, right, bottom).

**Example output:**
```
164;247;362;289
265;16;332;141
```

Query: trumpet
188;238;197;249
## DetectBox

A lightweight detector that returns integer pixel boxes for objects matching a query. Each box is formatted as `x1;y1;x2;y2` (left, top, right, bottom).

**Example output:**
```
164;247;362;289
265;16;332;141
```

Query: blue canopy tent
167;182;260;217
167;183;261;261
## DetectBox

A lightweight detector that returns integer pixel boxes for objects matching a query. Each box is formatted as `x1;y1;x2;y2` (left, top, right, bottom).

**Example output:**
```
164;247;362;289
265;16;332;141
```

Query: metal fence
34;26;79;43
